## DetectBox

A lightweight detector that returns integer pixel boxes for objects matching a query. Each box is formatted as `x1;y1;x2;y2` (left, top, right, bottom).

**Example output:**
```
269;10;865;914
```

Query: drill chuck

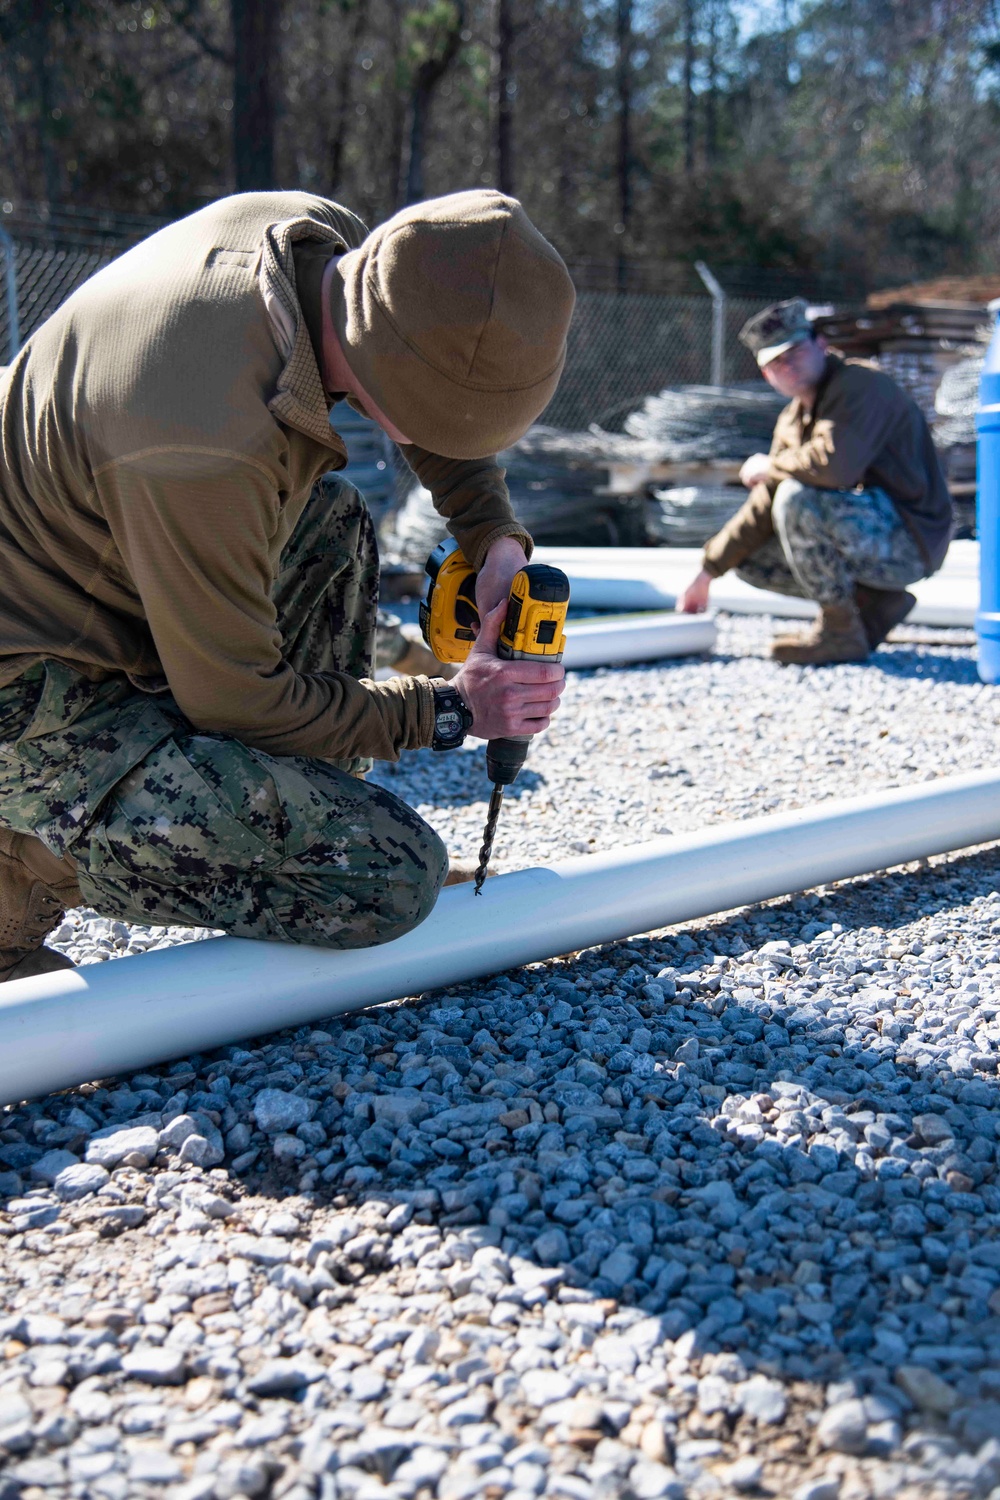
485;735;529;787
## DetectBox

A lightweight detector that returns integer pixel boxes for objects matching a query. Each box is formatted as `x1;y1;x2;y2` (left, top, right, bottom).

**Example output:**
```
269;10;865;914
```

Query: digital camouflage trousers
736;479;927;607
0;476;447;948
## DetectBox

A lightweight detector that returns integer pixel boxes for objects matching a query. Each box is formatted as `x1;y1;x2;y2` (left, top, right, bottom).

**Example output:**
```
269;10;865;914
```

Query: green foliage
0;0;996;286
403;0;462;67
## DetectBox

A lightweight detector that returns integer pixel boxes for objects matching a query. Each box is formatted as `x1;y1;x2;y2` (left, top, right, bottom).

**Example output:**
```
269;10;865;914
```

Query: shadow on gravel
860;648;981;686
2;845;1000;1484
706;641;979;686
286;848;1000;1439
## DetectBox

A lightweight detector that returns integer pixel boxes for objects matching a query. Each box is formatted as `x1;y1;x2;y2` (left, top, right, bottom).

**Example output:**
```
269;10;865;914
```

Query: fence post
0;228;19;363
694;260;725;387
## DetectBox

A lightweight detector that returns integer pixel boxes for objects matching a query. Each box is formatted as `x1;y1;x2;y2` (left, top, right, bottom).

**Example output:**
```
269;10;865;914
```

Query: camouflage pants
736;479;927;606
0;476;447;948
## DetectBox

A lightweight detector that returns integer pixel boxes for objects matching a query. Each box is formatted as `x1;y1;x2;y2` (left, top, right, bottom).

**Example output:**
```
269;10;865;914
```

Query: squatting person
680;298;953;664
0;189;575;981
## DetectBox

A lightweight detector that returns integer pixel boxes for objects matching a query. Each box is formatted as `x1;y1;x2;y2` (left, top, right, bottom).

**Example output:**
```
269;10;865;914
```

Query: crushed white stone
1;612;998;1500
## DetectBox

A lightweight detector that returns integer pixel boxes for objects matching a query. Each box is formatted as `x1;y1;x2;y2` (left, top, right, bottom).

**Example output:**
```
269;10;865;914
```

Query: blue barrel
977;299;1000;683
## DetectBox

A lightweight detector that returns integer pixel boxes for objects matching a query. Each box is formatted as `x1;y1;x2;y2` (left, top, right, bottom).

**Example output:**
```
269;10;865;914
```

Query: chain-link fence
0;237;118;359
0;228;773;429
542;291;772;433
727;298;772;383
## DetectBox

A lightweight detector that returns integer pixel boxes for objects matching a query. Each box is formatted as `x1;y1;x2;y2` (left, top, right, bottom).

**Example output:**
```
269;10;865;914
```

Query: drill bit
474;783;505;894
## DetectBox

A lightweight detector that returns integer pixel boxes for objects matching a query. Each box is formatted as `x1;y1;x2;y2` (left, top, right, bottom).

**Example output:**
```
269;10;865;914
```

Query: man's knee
366;812;448;942
734;536;804;598
245;758;449;948
772;478;822;531
735;561;804;598
393;820;449;935
277;784;449;949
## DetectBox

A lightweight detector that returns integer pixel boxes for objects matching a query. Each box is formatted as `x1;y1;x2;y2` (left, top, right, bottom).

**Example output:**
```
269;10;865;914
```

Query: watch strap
431;681;474;752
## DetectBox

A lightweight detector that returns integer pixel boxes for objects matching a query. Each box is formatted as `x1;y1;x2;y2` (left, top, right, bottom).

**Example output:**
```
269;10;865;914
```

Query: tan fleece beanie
328;190;576;459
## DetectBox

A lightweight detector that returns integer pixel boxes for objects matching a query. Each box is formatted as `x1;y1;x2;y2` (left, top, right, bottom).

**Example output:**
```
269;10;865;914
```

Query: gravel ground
2;612;999;1500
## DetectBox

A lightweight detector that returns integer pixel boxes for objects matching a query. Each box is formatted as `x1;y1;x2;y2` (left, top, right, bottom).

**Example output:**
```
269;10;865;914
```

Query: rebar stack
648;484;745;546
621;384;786;462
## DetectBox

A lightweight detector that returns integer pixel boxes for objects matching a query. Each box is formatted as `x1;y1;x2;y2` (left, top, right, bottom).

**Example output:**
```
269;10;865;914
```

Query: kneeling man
681;299;953;663
0;189;573;979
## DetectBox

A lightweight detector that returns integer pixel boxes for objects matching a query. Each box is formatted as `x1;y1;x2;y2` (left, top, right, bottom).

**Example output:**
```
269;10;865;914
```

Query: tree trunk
329;0;370;192
494;0;515;195
27;0;60;207
683;0;696;179
231;0;280;191
704;0;717;164
386;0;408;211
403;0;466;206
405;80;431;205
615;0;633;289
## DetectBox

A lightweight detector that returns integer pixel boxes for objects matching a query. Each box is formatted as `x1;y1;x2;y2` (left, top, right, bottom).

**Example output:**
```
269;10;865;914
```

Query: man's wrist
430;680;474;752
471;525;533;572
486;535;528;558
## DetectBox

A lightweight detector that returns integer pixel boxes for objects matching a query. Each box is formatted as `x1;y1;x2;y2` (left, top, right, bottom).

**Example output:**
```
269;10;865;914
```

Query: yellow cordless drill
420;539;570;893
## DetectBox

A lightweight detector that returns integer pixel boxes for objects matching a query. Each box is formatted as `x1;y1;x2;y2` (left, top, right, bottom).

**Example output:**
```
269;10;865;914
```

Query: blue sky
733;0;802;41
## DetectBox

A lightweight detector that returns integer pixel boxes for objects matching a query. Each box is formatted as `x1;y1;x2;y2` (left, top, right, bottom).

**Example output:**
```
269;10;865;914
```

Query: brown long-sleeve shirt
702;355;953;579
0;193;530;763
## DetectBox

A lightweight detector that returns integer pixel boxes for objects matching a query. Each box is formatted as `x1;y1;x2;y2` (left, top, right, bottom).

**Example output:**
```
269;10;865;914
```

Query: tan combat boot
0;828;81;982
854;585;916;650
770;600;871;665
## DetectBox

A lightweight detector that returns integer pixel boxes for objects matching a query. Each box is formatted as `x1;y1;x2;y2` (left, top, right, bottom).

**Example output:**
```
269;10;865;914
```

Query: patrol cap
739;297;814;367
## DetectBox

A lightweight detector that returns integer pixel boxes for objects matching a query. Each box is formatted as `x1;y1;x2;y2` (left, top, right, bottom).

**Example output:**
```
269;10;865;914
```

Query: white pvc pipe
537;542;978;630
563;612;715;668
1;768;997;1106
565;577;678;611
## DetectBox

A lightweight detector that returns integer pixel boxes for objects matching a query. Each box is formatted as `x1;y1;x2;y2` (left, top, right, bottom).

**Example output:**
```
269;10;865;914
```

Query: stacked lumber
813;300;991;438
867;275;1000;308
813;301;987;358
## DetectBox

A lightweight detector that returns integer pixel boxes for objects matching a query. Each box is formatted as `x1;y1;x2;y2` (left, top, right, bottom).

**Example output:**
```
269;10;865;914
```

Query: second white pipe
0;768;996;1106
563;612;715;667
537;544;977;629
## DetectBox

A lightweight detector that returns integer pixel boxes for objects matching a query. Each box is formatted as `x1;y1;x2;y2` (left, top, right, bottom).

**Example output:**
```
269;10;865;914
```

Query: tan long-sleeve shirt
702;355;953;579
0;192;530;763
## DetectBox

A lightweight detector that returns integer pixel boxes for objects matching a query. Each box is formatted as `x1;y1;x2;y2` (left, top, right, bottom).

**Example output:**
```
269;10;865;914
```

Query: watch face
436;709;462;740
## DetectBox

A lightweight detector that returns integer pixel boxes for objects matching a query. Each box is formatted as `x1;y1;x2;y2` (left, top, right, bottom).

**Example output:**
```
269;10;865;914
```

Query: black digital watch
431;681;474;752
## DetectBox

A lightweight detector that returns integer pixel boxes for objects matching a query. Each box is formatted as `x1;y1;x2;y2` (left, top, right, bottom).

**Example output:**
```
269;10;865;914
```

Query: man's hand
452;600;564;741
739;452;771;488
475;536;529;621
679;569;712;614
